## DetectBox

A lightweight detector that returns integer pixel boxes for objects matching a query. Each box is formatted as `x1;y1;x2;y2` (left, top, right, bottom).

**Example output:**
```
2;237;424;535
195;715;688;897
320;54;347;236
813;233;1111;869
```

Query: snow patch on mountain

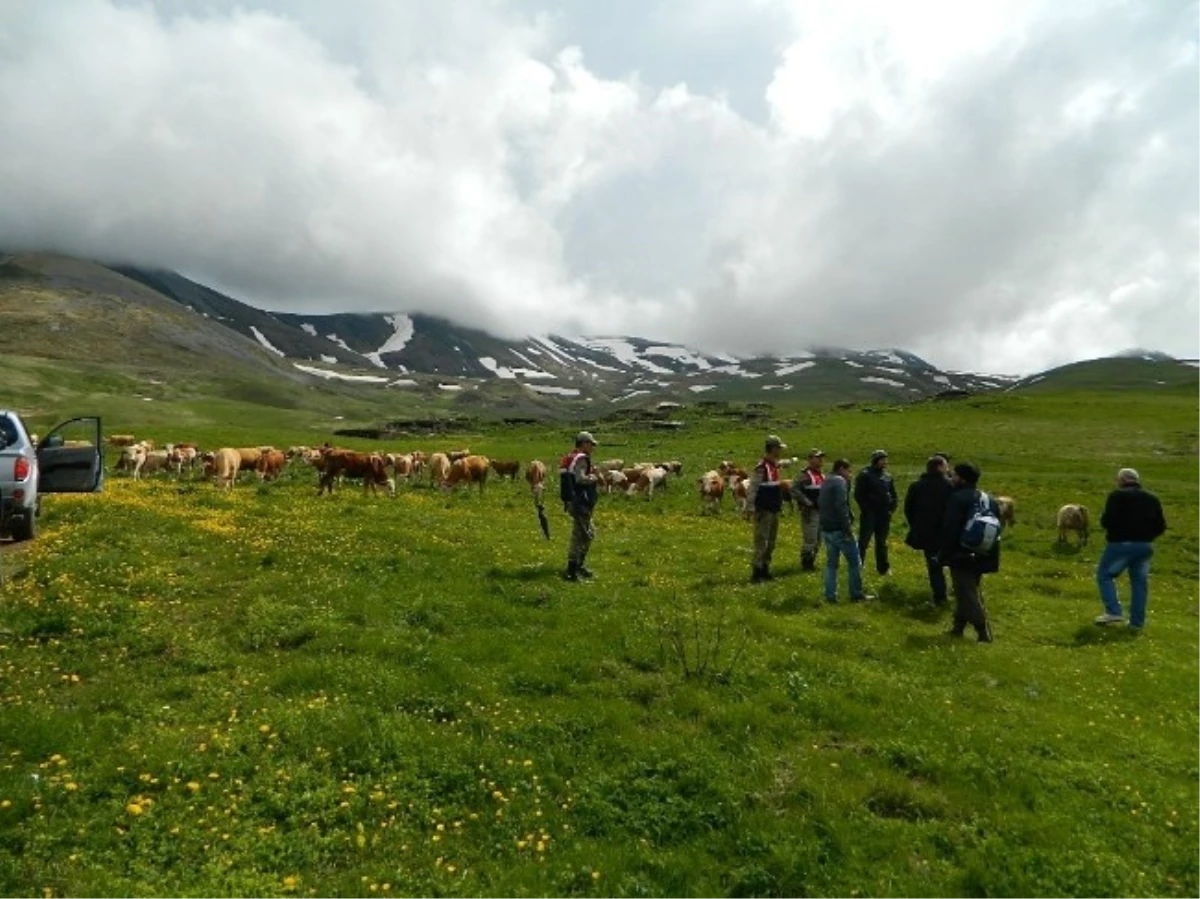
526;385;581;397
294;363;389;383
689;384;717;393
320;354;337;364
711;364;762;379
300;323;317;336
363;314;415;367
583;338;673;375
860;376;905;388
249;326;285;357
776;361;816;376
642;345;712;370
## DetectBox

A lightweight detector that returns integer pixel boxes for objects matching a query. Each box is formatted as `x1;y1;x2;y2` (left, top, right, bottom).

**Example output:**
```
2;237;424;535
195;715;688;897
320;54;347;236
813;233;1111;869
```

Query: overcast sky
1;0;1196;374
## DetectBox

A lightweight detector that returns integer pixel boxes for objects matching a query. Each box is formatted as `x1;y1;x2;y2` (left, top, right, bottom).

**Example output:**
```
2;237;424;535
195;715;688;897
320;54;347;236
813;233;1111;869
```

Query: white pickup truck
0;411;104;542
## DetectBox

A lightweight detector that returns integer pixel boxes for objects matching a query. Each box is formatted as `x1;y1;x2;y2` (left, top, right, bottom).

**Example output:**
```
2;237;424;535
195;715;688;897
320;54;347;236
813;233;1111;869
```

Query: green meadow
0;385;1196;897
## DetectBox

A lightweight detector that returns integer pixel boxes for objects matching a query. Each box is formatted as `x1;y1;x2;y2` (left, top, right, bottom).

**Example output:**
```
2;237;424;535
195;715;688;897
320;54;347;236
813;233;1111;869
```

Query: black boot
761;564;775;582
801;553;815;572
577;563;594;579
563;561;579;582
750;566;765;583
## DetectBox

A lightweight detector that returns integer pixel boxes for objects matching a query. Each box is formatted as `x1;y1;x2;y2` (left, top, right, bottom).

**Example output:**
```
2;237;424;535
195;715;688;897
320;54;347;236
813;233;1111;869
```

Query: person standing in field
747;435;787;583
818;457;872;603
854;449;898;576
1094;467;1167;631
791;449;826;572
937;462;999;642
904;454;953;606
560;431;600;581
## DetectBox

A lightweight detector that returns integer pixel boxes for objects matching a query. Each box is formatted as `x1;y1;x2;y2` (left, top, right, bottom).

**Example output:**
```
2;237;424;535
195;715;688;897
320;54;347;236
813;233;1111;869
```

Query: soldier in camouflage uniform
560;431;600;581
791;448;826;571
747;434;788;583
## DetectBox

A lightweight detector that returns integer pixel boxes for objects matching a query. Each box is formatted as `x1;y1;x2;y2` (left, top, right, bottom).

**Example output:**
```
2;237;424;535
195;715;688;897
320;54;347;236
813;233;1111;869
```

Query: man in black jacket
937;462;999;642
854;449;898;576
904;455;952;605
1094;467;1167;630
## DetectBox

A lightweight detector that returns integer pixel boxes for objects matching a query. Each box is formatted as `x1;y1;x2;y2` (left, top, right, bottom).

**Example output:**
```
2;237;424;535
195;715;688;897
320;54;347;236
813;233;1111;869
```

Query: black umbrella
535;500;551;540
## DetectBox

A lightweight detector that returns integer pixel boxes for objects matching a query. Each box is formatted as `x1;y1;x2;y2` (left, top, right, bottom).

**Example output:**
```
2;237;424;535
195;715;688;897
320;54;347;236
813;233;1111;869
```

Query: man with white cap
747;434;787;582
559;431;601;581
1094;467;1167;630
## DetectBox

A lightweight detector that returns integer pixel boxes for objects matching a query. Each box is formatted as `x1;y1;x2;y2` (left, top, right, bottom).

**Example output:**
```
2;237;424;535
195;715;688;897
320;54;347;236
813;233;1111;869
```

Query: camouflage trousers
752;510;779;569
799;506;821;563
569;507;595;565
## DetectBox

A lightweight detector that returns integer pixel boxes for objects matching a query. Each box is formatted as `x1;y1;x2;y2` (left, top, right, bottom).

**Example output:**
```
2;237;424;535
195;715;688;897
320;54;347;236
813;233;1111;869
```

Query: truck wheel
10;512;37;542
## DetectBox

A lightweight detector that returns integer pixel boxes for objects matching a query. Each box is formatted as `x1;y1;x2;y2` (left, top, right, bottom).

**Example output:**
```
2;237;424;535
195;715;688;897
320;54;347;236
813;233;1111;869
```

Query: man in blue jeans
818;457;873;603
1094;467;1167;631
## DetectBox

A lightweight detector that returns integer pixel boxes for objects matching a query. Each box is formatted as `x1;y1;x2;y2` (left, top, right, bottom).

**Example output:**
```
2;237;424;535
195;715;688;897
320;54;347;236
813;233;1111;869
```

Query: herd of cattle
103;435;1092;543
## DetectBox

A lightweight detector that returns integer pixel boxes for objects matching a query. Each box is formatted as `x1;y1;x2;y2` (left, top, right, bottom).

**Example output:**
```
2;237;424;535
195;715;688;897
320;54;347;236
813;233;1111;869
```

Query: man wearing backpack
854;450;898;576
936;462;1001;642
904;455;953;606
747;434;787;583
559;432;600;581
1094;467;1167;631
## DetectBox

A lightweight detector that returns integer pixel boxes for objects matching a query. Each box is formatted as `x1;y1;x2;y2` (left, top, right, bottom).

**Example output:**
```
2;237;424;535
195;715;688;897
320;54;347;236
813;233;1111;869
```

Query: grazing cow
285;446;310;460
203;448;242;489
108;434;138;447
167;444;199;475
1057;504;1089;546
409;451;427;478
698;470;725;514
445;455;490;493
599;469;628;494
526;460;547;502
447;449;471;463
256;449;286;481
995;495;1016;528
597;459;625;472
236;447;264;469
388;453;416;481
490;459;521;480
732;476;749;514
629;466;668;499
656;460;684;475
317;450;394;497
718;460;749;482
428;452;451;485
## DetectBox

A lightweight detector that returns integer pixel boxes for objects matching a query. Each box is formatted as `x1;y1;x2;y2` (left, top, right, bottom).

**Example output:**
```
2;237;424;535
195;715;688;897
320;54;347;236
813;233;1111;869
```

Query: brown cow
317;449;394;497
490;459;521;480
428;452;451;485
525;460;547;502
108;434;137;447
445;455;490;493
995;495;1016;529
1057;504;1089;546
446;449;471;463
203;448;242;490
698;470;724;514
236;447;264;469
256;449;286;481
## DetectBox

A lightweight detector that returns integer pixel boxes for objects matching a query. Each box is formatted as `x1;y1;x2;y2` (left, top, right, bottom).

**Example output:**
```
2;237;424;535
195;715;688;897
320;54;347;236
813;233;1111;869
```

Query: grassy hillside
0;384;1196;897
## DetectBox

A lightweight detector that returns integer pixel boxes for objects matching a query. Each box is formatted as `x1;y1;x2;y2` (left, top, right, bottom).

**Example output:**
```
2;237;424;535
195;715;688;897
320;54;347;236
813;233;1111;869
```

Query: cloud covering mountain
0;0;1195;374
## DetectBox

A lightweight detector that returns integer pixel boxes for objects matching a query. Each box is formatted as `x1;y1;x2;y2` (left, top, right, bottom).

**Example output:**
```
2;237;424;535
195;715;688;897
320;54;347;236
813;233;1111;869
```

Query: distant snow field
300;323;317;336
293;363;389;383
364;314;414;367
249;326;285;357
860;376;905;388
438;384;462;392
689;385;717;393
526;385;581;397
775;361;815;376
320;354;337;364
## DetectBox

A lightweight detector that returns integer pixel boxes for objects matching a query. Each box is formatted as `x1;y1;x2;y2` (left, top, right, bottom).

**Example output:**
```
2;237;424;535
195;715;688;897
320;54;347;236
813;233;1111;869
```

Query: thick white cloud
0;0;1195;374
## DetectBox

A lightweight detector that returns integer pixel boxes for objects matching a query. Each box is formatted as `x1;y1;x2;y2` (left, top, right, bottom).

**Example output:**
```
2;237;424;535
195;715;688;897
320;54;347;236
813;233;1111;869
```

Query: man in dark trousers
937;462;999;642
1094;467;1167;631
791;449;826;571
747;434;787;582
854;449;898;576
560;431;600;581
904;454;953;605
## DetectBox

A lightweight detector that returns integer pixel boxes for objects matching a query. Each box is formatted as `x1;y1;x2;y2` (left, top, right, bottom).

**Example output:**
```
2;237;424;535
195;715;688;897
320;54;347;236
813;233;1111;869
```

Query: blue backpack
961;491;1003;553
